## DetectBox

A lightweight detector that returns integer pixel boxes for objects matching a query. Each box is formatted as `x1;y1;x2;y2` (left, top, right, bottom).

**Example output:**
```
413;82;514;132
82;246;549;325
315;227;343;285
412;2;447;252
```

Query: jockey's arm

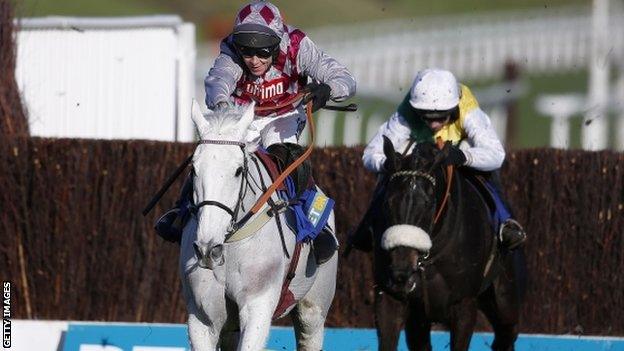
297;37;356;102
362;112;412;173
461;108;506;172
204;44;243;109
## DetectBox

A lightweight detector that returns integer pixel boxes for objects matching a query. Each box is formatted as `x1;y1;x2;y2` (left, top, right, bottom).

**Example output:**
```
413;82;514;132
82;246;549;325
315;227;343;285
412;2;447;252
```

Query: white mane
191;100;259;152
202;105;250;137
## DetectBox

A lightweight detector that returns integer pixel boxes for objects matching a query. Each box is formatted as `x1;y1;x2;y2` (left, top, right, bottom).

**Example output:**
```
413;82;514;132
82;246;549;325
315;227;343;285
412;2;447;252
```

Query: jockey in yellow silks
348;68;526;254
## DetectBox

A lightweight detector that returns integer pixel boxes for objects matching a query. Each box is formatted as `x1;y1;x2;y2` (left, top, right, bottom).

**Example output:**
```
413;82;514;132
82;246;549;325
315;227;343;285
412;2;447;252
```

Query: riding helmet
409;69;461;121
232;1;283;49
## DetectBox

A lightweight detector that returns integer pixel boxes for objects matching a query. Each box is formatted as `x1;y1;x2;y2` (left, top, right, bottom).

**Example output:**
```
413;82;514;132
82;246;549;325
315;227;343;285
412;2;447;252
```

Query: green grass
18;0;588;40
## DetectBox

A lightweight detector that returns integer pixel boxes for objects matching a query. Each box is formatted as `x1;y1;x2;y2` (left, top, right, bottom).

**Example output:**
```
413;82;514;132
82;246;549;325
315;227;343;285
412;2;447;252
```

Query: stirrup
499;218;526;250
154;208;183;243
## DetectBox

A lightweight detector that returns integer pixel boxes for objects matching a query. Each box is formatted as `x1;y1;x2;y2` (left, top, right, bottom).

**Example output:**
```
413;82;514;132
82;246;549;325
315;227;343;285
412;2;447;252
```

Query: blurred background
14;0;624;149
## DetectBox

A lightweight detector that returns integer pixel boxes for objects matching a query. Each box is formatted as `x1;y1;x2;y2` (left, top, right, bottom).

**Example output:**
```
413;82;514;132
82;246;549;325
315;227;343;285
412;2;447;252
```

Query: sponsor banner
63;323;187;351
60;323;624;351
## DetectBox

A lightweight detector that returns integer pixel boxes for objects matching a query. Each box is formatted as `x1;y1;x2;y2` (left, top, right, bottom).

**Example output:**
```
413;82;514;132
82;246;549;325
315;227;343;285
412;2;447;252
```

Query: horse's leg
237;291;279;351
186;300;226;351
219;297;241;351
180;221;228;351
478;284;518;351
404;303;432;351
448;297;477;351
375;289;406;351
290;251;338;350
478;257;523;351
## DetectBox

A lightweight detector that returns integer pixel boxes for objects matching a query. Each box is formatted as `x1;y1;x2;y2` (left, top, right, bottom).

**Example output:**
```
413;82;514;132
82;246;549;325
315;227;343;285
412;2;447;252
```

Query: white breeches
246;108;306;147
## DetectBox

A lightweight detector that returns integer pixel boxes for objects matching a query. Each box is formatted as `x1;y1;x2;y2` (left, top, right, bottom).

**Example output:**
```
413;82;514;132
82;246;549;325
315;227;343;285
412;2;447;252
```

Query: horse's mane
200;104;259;152
404;142;439;170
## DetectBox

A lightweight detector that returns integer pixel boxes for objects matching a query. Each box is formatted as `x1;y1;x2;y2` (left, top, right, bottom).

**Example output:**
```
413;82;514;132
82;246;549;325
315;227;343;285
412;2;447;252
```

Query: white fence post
536;94;585;149
176;23;197;142
582;0;610;150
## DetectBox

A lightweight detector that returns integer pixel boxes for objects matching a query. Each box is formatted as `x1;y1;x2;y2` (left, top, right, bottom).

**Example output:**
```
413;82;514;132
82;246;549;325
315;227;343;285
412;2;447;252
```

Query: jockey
155;1;356;264
347;68;525;254
205;0;356;145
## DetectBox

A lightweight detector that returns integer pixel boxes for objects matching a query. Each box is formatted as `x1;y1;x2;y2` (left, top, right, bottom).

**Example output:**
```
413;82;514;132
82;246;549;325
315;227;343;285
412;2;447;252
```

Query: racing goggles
237;45;278;59
415;108;456;123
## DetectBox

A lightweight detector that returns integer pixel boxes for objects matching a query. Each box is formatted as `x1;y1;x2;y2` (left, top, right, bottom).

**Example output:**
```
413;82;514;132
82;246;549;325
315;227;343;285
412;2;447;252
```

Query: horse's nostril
210;244;223;259
193;242;203;260
393;271;408;284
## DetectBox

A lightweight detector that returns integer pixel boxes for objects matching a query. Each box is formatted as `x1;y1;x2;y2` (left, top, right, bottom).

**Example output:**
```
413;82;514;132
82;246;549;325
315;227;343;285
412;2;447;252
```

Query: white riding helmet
409;68;460;111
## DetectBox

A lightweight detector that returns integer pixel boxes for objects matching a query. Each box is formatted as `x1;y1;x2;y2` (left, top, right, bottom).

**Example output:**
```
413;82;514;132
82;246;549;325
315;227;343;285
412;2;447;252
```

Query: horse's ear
382;135;397;171
432;141;451;167
237;101;256;131
191;99;209;137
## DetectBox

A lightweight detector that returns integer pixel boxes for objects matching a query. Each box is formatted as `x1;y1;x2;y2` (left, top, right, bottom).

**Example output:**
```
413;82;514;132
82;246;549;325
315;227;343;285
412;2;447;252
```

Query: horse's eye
235;167;243;177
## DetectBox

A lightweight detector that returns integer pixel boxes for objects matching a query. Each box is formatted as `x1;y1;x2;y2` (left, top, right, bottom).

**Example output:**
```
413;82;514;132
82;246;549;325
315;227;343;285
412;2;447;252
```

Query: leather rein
189;93;315;244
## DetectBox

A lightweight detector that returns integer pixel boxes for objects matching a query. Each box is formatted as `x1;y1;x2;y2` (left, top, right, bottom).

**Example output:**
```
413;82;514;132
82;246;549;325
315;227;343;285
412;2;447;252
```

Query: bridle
189;139;250;234
385;161;454;314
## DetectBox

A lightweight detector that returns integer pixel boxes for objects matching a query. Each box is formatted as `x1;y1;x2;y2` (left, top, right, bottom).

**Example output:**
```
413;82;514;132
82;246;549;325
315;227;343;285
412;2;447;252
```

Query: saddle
459;169;497;218
265;142;314;197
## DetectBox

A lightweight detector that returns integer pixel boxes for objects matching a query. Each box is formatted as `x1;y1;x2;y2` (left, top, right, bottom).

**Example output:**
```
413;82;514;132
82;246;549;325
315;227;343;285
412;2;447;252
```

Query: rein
236;93;316;228
434;136;454;225
188;93;316;244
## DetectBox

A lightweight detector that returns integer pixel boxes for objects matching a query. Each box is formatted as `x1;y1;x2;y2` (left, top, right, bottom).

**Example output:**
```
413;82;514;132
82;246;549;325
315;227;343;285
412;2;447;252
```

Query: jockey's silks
281;176;334;242
398;84;480;145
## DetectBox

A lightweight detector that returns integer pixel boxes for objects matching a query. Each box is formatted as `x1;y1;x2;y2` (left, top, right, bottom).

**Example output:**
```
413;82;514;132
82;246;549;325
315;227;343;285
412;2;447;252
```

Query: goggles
421;114;451;123
237;45;278;59
414;108;456;123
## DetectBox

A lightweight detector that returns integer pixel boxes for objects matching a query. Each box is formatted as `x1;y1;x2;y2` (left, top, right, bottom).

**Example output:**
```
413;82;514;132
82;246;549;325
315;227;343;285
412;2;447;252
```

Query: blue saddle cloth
279;176;334;243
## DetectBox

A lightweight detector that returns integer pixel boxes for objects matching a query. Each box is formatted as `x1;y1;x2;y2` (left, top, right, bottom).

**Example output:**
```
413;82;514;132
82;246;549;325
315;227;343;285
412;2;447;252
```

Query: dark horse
372;136;526;351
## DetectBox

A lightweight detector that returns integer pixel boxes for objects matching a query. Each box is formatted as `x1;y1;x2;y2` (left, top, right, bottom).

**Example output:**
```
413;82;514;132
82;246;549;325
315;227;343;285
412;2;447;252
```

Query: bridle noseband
389;170;436;186
190;139;249;233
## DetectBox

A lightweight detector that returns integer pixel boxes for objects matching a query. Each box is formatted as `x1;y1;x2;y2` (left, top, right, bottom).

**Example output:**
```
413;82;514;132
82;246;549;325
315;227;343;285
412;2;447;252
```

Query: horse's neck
431;169;464;244
245;153;278;205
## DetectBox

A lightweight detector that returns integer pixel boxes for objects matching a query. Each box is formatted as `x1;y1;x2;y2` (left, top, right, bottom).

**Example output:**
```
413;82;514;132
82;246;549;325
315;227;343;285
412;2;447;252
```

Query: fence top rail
308;4;624;46
16;15;183;31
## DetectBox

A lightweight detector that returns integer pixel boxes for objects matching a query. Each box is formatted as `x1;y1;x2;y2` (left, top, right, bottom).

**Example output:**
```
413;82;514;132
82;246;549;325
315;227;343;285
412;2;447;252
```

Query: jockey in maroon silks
205;0;355;146
155;1;356;264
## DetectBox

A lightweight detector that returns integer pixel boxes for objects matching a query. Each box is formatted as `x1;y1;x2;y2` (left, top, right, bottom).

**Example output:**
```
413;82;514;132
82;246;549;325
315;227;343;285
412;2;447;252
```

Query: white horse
180;101;338;351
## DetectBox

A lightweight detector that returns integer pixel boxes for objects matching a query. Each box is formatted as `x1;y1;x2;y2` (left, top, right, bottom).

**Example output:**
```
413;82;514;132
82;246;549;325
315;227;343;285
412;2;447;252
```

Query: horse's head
378;136;449;297
189;100;257;269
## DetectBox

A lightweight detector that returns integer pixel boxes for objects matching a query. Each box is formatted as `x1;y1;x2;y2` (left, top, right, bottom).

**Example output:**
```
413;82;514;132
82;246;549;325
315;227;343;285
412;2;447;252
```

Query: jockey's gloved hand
303;82;331;112
444;146;467;167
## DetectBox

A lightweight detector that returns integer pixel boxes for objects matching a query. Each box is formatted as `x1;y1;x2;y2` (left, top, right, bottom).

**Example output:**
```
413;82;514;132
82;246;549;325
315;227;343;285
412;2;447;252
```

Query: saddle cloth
255;146;333;242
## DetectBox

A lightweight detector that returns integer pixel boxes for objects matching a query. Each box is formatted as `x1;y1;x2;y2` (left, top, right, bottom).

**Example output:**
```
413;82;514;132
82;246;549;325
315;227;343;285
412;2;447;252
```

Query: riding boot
312;227;339;265
344;178;386;257
485;171;527;250
499;218;527;250
154;174;193;243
